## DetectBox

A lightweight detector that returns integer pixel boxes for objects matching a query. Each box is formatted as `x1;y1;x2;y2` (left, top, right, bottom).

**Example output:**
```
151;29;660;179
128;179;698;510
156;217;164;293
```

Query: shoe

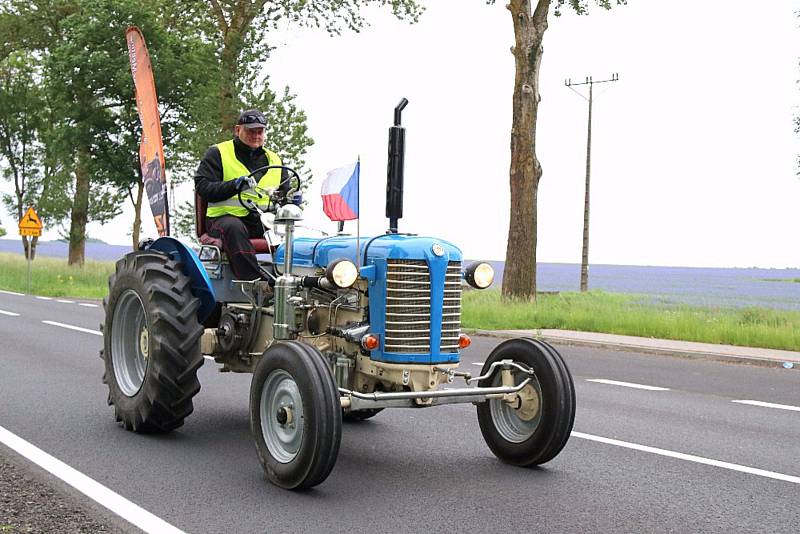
256;280;273;297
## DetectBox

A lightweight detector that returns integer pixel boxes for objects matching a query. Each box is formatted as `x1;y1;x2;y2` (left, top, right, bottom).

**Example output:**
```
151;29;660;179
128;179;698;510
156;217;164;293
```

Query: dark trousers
206;215;264;280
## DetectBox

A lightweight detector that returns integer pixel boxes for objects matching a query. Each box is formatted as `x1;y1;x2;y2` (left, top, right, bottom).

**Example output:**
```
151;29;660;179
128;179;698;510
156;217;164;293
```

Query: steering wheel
237;165;303;214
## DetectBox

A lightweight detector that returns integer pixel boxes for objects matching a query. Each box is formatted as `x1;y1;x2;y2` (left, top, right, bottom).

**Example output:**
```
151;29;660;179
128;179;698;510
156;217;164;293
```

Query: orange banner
126;27;169;236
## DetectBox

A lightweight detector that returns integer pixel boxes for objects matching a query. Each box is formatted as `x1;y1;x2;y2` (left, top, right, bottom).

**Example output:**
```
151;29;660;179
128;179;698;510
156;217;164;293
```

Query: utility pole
565;73;618;292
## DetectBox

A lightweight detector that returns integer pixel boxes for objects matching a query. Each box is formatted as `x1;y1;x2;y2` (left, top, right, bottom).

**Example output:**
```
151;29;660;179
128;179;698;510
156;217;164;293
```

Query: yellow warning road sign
19;206;43;237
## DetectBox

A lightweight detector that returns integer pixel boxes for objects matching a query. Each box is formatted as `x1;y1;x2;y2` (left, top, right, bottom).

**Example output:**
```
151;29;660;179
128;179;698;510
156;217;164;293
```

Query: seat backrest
195;192;207;238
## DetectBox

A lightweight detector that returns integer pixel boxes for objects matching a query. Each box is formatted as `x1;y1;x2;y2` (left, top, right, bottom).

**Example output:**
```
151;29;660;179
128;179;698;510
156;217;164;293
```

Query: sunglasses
240;114;264;124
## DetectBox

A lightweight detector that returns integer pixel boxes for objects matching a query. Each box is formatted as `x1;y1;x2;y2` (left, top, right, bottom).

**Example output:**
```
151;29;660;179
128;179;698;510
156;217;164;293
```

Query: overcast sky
24;0;800;268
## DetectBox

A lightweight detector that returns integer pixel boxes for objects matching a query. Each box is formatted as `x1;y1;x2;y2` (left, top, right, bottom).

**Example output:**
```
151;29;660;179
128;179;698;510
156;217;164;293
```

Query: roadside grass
1;252;798;351
0;253;113;299
462;290;800;352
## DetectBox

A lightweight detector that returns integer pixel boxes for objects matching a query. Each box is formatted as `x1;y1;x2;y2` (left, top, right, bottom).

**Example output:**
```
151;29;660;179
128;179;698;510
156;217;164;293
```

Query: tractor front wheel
476;338;575;466
101;251;204;432
250;341;342;490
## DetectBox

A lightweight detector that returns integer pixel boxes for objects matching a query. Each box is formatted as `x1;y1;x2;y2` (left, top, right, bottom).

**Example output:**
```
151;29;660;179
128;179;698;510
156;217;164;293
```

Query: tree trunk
67;148;90;266
501;0;549;301
210;0;269;132
21;236;30;260
30;235;38;260
132;178;144;250
219;33;242;133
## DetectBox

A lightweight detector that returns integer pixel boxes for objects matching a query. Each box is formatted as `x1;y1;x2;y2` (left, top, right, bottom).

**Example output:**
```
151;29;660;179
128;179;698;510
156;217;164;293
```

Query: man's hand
234;176;257;192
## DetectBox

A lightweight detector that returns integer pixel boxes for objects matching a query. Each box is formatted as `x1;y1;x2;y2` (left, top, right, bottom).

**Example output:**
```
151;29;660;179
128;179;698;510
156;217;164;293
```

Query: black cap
237;109;267;129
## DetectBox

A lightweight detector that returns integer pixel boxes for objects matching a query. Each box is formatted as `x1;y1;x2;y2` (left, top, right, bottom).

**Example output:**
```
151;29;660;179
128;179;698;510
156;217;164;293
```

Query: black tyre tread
101;251;204;433
249;341;342;490
533;339;576;462
293;342;342;489
476;337;575;466
524;339;575;464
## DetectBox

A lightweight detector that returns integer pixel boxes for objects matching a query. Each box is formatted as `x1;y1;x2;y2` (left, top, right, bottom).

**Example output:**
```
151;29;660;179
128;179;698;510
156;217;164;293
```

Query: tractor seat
195;192;272;254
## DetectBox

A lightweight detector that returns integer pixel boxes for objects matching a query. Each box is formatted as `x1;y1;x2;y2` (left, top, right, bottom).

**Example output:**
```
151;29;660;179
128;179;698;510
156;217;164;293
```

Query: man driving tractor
194;109;291;282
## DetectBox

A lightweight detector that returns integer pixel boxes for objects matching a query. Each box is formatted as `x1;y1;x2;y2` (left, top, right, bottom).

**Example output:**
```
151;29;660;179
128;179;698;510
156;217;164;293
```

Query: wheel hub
489;370;543;444
110;289;149;397
260;371;304;463
276;405;294;426
139;327;149;360
515;383;540;421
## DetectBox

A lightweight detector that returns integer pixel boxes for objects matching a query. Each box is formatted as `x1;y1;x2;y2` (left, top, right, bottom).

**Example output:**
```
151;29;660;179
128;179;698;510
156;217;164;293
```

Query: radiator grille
385;260;430;353
384;259;462;354
441;261;462;353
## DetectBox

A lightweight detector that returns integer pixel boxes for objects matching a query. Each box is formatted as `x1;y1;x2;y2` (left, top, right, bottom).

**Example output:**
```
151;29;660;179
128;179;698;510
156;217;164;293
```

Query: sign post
18;206;43;294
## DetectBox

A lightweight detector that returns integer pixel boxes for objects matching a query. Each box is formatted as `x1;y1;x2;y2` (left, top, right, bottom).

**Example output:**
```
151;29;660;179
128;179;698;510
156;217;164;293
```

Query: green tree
202;0;424;132
1;0;225;258
161;0;420;243
489;0;625;300
0;50;73;259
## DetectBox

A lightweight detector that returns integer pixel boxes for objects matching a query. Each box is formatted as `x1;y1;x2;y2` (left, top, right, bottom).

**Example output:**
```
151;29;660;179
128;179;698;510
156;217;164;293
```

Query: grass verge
462;290;800;352
0;253;114;299
1;253;798;351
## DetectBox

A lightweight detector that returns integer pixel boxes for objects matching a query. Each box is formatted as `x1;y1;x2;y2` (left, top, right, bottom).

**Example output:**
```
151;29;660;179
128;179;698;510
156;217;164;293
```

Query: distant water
2;239;798;311
483;261;800;311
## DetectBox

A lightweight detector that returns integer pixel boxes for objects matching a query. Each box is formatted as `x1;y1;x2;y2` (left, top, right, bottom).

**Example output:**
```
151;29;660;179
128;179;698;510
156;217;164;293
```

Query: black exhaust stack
386;98;408;234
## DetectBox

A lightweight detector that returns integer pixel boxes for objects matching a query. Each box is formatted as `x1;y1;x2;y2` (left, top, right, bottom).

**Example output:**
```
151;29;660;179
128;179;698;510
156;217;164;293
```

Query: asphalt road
1;290;799;533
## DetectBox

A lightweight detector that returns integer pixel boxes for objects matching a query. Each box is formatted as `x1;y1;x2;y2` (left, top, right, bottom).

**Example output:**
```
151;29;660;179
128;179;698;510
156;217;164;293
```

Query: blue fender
148;237;216;322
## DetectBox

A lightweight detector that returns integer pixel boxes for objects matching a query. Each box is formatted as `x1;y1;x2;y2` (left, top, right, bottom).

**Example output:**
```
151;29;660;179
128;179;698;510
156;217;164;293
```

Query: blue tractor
101;100;575;490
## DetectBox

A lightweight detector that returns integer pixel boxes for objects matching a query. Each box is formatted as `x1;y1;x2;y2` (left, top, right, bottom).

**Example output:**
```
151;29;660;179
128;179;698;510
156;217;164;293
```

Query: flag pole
356;156;361;272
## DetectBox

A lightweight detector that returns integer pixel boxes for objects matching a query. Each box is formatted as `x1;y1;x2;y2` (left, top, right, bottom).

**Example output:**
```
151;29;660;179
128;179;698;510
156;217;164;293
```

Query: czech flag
321;161;359;221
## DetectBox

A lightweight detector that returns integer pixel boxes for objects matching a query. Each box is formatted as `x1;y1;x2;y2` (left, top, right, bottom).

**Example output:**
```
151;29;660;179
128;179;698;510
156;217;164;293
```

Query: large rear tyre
250;341;342;490
476;338;575;466
101;251;204;433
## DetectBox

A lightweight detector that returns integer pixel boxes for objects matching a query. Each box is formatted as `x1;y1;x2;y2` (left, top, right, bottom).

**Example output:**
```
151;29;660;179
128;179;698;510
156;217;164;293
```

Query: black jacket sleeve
194;146;240;202
279;168;292;195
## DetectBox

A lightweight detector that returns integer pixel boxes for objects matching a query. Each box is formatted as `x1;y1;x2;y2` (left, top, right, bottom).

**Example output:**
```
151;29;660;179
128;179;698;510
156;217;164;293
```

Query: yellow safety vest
206;140;283;218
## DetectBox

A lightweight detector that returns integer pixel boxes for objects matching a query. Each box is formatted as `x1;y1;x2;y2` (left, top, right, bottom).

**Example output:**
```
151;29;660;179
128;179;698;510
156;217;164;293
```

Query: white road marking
471;362;484;367
35;296;52;300
586;379;670;391
42;320;102;336
79;303;99;308
732;400;800;413
0;309;21;317
56;299;75;304
0;425;185;534
42;321;211;363
0;289;24;296
572;431;800;485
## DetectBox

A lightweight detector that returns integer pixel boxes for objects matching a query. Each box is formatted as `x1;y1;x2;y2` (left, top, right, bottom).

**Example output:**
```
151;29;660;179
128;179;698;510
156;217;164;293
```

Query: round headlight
464;262;494;289
326;259;359;288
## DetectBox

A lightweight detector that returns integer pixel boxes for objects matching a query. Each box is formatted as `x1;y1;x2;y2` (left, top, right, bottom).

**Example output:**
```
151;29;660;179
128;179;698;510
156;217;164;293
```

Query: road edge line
0;425;185;534
572;431;800;485
42;320;101;336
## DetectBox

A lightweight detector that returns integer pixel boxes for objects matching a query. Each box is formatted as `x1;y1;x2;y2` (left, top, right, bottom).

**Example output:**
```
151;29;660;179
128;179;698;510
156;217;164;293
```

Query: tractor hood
273;234;463;269
275;234;463;365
